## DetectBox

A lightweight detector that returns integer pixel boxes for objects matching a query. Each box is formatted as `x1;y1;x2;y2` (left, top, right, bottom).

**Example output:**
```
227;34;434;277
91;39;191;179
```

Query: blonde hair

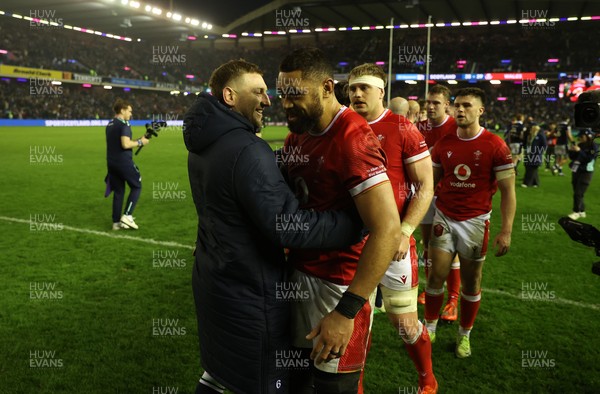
348;63;387;86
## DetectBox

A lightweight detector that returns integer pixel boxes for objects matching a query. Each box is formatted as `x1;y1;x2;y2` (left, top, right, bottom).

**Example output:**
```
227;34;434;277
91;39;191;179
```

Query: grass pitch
1;125;599;393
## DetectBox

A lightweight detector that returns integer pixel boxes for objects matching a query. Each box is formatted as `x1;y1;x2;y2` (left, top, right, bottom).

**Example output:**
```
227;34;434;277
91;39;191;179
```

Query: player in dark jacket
183;60;363;394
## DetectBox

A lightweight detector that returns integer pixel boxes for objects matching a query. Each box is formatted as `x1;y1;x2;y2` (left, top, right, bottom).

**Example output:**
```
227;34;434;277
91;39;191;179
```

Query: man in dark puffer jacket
183;60;363;394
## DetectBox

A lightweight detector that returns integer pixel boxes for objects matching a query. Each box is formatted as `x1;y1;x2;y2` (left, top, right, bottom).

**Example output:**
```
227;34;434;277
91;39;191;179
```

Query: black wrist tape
335;291;367;319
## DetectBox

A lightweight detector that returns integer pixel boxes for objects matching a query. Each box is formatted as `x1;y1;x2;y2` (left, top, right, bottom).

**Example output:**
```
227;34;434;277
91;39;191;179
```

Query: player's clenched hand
493;231;511;257
393;234;410;261
306;310;354;364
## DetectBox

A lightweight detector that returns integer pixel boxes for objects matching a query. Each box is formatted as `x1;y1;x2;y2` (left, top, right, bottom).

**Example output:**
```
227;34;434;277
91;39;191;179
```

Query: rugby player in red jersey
279;48;401;394
415;85;461;323
349;63;437;394
424;87;516;358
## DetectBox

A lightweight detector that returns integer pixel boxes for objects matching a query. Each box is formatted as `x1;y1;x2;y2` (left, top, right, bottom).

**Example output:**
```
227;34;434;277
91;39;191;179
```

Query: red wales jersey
284;107;388;285
416;115;457;151
431;128;513;221
369;109;429;214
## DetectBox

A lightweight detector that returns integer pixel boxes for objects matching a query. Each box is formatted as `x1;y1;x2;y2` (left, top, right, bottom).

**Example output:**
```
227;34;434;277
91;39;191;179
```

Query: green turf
1;126;599;393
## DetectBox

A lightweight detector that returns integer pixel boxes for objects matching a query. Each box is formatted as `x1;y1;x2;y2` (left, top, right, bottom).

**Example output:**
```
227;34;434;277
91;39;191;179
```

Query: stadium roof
2;0;599;41
213;0;600;35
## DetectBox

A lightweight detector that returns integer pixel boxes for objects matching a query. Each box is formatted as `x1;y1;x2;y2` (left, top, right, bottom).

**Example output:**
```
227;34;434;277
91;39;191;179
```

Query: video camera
574;90;600;133
559;217;600;276
135;120;167;155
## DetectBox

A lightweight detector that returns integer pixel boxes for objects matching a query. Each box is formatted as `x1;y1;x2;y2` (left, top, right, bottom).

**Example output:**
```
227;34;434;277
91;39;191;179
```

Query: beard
286;93;323;135
238;104;263;130
248;109;263;129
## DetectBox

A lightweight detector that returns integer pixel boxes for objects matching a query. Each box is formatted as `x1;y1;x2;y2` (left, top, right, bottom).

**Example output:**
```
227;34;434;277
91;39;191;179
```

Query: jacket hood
183;92;257;154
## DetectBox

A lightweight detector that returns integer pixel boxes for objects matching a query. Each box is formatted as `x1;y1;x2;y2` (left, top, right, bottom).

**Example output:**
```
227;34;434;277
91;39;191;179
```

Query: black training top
106;117;133;163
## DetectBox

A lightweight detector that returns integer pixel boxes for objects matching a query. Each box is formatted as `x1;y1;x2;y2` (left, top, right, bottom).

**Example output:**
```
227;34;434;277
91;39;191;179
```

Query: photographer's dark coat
183;93;360;394
569;140;599;173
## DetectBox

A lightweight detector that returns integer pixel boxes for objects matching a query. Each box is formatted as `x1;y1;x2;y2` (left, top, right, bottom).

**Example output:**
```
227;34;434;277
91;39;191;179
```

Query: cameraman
105;99;149;230
567;129;598;220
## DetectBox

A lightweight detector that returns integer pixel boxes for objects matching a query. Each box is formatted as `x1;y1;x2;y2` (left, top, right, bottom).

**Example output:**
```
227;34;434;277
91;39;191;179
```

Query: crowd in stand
0;77;575;131
0;15;595;125
2;16;599;84
0;81;194;120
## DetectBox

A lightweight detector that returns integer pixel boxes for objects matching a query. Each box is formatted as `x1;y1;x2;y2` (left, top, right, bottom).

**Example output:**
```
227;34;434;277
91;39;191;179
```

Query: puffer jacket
183;93;361;394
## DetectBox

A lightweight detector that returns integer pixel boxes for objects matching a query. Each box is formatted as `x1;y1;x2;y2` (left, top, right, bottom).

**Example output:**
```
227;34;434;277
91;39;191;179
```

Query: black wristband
335;291;367;319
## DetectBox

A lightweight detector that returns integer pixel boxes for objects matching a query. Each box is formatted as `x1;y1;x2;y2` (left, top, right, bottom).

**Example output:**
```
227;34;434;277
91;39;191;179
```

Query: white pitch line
0;215;194;250
483;287;600;311
2;215;599;311
419;281;600;311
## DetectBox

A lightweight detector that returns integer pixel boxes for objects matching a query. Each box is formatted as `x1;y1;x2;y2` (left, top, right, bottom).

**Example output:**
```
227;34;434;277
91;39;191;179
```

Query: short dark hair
334;81;350;106
348;63;387;86
279;47;333;83
113;99;131;114
455;87;486;106
209;59;263;103
428;84;452;102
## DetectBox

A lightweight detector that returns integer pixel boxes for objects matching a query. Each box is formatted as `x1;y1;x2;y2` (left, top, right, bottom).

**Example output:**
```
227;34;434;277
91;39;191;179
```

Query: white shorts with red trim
290;270;375;374
380;241;419;291
429;208;491;262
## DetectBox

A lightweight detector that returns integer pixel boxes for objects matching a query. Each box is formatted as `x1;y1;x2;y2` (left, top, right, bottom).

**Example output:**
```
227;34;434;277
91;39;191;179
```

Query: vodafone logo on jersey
451;164;476;188
453;164;471;180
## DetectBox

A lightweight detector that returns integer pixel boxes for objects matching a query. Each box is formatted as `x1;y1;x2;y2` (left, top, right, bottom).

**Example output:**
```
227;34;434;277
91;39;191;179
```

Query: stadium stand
0;15;597;125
